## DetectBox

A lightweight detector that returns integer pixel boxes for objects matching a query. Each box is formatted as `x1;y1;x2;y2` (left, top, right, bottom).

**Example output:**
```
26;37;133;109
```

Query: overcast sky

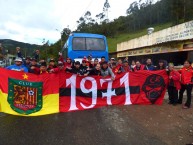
0;0;135;45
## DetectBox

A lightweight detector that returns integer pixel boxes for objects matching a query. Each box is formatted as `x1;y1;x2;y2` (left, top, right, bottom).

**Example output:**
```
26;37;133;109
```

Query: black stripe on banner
59;86;140;98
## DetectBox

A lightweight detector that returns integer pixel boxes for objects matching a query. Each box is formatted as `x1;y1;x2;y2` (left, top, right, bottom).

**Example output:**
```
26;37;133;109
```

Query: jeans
168;86;178;104
178;84;193;107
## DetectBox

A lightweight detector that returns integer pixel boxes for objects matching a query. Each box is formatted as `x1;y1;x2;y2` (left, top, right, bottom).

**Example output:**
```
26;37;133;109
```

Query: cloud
0;0;134;44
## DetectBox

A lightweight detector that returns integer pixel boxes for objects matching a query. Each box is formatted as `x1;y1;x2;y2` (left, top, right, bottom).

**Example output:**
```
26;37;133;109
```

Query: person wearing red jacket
178;60;193;109
49;61;66;73
47;58;57;72
33;62;48;74
86;55;94;69
117;58;123;67
65;57;72;69
133;60;145;72
122;60;131;72
168;63;181;105
58;52;65;64
111;62;122;74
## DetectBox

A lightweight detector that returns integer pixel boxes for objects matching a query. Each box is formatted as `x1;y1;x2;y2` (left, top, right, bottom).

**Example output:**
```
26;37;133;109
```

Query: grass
107;22;173;53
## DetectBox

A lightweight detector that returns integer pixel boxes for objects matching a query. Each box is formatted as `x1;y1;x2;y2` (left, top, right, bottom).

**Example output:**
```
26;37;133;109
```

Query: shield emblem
8;78;43;115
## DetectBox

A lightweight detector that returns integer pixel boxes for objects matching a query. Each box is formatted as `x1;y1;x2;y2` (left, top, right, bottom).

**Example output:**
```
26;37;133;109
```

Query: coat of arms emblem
8;78;43;115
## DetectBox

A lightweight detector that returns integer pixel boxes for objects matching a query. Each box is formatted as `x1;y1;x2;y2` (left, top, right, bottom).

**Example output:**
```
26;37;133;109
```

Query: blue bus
63;33;109;61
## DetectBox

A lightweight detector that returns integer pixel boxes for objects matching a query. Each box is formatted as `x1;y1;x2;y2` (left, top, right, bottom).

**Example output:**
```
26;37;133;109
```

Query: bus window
72;37;85;50
86;38;105;51
72;37;105;51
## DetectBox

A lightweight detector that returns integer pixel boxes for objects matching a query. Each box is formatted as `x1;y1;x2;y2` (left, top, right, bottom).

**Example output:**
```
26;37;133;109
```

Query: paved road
0;107;166;145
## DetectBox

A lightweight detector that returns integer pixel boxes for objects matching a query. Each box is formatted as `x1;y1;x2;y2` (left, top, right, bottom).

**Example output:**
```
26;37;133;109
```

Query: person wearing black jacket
66;61;83;76
156;60;166;70
80;59;89;76
89;64;101;76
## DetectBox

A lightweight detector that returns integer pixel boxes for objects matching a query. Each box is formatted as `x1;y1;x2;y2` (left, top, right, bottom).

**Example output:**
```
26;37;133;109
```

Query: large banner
59;71;168;112
0;68;168;116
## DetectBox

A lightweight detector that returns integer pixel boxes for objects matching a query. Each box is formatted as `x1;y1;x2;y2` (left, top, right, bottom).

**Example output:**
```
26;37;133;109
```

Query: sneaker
177;100;182;104
183;105;189;109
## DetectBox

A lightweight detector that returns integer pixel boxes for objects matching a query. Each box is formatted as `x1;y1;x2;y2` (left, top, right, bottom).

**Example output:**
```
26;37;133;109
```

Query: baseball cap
49;58;55;62
14;57;23;62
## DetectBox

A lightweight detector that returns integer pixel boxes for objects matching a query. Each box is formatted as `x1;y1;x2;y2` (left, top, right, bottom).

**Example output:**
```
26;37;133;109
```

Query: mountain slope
0;39;40;56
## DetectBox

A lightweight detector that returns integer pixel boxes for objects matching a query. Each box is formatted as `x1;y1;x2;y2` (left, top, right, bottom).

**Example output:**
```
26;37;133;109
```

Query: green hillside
0;39;39;56
107;23;172;52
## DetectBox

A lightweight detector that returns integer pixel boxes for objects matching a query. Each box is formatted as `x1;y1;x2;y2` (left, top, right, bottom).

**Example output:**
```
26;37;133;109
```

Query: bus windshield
72;37;106;51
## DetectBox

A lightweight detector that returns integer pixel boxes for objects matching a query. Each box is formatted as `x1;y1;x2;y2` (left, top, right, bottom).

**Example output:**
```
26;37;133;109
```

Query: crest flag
0;68;59;116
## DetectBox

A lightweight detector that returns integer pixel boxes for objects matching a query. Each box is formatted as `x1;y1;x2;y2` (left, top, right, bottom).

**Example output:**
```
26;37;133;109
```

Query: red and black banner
59;70;168;112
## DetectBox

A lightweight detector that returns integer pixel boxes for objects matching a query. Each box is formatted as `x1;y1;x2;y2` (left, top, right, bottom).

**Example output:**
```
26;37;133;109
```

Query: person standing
144;58;155;71
33;50;40;61
100;56;106;64
117;58;123;67
168;63;181;105
80;59;89;76
122;60;131;72
100;61;115;80
130;60;136;71
86;55;94;69
111;62;122;74
66;61;82;75
156;60;166;70
178;60;193;109
49;61;66;73
39;62;48;74
65;57;72;69
28;58;39;74
133;60;145;72
109;58;115;68
16;47;23;59
93;58;99;67
47;58;57;72
89;63;101;76
24;56;31;70
6;57;28;72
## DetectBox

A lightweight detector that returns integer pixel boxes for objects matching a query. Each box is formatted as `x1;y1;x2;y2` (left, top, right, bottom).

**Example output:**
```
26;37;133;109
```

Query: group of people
5;48;193;109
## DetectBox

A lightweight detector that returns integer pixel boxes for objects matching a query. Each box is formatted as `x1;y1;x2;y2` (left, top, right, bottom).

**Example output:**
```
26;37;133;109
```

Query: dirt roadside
117;98;193;145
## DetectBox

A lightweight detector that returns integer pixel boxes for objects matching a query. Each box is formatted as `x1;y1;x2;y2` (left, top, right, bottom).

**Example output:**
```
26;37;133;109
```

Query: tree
103;0;110;22
43;0;193;56
96;0;110;23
